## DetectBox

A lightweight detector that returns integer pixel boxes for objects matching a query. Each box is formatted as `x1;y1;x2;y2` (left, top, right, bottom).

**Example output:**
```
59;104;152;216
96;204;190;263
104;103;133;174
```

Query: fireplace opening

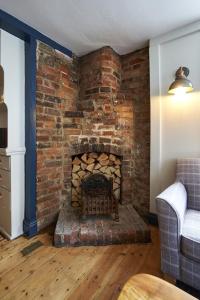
71;152;122;209
81;173;119;221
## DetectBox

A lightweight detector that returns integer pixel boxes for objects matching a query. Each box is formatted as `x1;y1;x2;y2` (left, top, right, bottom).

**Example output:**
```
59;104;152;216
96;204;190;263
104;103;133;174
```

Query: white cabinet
0;155;11;235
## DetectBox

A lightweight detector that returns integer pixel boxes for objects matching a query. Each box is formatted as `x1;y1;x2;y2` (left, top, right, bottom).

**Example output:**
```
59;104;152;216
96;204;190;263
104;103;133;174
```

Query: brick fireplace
36;42;150;245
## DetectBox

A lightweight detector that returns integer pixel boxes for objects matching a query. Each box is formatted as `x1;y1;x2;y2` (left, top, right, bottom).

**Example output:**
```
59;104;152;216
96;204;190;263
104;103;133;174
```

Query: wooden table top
118;273;197;300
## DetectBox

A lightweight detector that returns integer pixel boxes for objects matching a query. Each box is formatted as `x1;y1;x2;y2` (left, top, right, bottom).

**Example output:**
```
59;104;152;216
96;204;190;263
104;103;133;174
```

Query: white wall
0;30;25;239
1;30;25;153
150;22;200;213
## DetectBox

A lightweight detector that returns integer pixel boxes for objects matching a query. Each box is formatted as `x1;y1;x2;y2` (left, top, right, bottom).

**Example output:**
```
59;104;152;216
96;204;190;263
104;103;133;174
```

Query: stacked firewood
71;152;121;207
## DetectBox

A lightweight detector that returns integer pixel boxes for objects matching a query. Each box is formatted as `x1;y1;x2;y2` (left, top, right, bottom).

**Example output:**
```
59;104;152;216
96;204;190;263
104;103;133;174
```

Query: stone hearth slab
54;204;150;247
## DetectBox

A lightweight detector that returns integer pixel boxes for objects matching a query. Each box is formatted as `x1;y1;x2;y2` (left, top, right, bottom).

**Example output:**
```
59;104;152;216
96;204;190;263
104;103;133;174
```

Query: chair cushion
181;209;200;263
176;158;200;211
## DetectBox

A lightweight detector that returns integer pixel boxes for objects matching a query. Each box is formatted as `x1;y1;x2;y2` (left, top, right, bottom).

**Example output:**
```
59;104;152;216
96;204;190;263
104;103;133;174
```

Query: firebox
81;173;119;221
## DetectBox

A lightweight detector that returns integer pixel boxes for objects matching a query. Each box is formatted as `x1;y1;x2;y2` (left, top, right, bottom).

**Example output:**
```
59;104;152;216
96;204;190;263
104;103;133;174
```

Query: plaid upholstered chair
156;158;200;290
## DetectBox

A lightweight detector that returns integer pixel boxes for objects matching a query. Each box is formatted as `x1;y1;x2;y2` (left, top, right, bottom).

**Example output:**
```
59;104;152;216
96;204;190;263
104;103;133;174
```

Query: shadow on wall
0;66;7;148
0;102;8;148
150;91;200;211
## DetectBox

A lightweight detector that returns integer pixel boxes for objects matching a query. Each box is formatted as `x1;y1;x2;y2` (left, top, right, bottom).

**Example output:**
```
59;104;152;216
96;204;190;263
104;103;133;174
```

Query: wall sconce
168;66;193;95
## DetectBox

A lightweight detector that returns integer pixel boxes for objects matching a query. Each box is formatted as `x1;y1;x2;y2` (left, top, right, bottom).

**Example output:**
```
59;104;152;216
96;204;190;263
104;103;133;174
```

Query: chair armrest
156;182;187;279
156;182;187;233
156;182;187;234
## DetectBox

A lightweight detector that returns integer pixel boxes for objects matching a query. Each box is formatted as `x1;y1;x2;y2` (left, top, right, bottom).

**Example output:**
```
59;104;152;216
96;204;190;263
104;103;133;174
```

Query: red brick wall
77;46;150;215
36;42;78;229
36;42;150;229
78;47;134;205
121;48;150;215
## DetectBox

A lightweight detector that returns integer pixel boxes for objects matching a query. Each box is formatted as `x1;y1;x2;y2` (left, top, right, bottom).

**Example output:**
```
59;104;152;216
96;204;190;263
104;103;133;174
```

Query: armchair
156;158;200;290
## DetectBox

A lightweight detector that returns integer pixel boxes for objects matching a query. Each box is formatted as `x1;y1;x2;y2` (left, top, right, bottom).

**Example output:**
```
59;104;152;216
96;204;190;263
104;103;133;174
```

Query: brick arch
70;142;123;157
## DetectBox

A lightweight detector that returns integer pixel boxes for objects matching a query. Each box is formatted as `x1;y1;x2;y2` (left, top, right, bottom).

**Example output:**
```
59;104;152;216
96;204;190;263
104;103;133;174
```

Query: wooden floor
0;226;170;300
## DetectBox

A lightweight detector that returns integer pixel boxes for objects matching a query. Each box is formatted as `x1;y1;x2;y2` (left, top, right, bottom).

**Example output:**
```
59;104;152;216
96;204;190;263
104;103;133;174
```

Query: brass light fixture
168;66;193;95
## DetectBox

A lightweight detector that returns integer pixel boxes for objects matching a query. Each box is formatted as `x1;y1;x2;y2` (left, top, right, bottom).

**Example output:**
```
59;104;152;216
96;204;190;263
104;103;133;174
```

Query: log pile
71;152;121;207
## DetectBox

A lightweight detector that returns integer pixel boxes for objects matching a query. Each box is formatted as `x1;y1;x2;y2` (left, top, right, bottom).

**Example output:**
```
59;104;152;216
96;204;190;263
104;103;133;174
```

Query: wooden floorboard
0;226;172;300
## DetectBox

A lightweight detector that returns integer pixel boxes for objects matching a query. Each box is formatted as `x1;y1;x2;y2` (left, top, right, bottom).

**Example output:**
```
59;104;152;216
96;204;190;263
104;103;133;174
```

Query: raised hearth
54;204;150;247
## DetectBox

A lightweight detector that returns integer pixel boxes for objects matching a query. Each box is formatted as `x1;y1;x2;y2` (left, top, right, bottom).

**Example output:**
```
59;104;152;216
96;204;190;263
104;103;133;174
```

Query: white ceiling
0;0;200;56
